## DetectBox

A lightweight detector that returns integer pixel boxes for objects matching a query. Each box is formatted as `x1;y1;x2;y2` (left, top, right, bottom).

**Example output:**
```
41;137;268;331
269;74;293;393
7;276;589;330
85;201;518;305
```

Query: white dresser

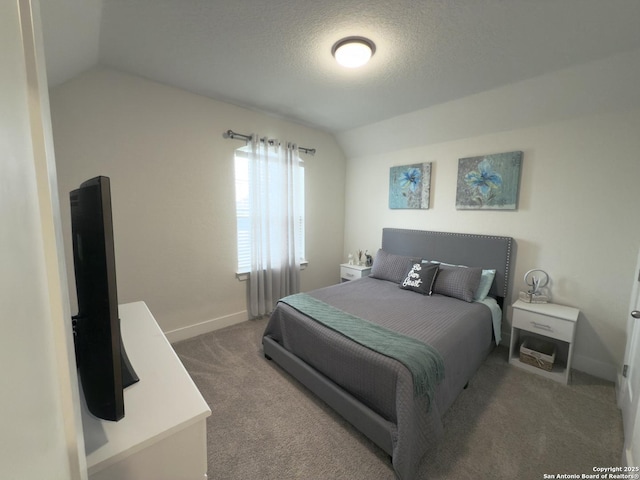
82;302;211;479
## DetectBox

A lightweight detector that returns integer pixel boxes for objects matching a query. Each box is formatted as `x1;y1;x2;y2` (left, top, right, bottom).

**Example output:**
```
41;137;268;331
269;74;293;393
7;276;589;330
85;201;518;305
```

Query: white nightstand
340;263;371;282
509;299;579;385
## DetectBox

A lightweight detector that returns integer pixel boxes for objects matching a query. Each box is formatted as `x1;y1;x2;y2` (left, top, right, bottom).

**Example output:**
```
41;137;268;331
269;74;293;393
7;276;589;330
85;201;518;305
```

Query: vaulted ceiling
40;0;640;133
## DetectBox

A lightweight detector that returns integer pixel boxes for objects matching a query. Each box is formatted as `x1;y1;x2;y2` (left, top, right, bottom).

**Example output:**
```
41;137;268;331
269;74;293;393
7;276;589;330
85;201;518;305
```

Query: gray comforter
263;276;494;480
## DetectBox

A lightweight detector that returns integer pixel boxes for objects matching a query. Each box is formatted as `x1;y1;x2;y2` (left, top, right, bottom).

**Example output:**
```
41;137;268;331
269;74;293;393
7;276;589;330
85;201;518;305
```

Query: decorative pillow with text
400;262;439;295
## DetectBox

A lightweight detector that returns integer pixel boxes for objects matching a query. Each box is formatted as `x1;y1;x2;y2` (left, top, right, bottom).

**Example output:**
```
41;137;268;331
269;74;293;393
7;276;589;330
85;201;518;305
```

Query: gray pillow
400;262;439;295
432;264;482;302
370;249;419;284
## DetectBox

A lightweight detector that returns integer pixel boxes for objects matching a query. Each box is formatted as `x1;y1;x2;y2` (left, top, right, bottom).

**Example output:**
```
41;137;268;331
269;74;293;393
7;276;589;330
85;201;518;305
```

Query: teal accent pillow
474;269;496;301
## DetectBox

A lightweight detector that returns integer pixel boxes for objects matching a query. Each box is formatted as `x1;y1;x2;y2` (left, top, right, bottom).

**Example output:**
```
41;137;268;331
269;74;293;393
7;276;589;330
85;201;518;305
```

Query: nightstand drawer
513;308;575;343
340;264;371;281
340;266;359;281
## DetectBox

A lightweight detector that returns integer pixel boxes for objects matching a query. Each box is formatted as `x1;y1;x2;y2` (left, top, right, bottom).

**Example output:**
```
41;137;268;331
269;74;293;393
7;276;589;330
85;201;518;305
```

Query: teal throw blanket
279;293;445;403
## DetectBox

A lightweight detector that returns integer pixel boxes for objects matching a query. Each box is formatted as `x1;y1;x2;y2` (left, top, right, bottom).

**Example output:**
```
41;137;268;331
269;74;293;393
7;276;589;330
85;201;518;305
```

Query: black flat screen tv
70;175;138;422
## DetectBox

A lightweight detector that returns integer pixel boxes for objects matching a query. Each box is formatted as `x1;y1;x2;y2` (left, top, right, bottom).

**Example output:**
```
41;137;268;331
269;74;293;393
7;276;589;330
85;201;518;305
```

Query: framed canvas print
456;151;523;210
389;162;431;209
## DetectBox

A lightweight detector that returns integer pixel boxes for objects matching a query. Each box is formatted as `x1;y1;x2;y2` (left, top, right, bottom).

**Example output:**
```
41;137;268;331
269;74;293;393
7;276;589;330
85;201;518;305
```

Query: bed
262;228;514;479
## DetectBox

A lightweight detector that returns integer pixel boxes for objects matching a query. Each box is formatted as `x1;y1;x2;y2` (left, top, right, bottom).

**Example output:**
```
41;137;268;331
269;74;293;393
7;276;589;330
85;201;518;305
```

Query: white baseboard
164;310;248;344
622;445;635;468
572;353;618;383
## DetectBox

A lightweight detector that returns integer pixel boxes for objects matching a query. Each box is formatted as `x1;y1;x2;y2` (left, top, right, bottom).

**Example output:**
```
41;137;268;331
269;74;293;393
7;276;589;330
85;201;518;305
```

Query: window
234;147;305;274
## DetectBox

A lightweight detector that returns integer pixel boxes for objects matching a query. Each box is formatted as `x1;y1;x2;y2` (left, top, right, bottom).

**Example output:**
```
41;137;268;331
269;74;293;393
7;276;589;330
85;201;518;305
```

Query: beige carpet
173;317;623;479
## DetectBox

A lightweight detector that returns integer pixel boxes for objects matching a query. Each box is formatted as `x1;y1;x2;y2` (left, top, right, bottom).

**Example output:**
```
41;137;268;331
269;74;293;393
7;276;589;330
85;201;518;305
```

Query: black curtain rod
223;129;316;155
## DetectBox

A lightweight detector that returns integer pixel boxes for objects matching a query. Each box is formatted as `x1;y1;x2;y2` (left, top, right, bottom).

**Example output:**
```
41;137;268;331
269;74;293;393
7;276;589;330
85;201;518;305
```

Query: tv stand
80;302;211;480
118;325;139;388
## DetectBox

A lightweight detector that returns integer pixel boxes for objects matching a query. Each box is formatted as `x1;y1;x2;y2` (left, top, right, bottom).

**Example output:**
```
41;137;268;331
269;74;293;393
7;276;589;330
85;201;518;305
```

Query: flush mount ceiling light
331;37;376;68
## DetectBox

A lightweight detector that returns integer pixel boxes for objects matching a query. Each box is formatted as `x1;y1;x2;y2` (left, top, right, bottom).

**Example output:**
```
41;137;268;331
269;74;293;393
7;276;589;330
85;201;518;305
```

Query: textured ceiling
42;0;640;133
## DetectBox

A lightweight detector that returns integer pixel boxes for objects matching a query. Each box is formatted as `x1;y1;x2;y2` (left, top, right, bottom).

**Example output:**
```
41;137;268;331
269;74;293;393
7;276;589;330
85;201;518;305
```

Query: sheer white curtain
247;134;302;318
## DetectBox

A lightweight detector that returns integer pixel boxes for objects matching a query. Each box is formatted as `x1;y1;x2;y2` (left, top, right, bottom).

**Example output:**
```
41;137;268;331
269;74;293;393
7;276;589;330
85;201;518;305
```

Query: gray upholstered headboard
381;228;514;304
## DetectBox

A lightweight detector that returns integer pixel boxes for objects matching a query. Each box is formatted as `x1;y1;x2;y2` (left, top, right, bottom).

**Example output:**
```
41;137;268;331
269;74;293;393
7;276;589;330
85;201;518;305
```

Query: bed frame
262;228;514;457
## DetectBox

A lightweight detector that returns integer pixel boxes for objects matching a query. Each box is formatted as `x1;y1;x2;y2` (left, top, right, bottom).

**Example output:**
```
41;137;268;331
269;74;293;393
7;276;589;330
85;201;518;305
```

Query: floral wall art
455;151;523;210
389;162;432;209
